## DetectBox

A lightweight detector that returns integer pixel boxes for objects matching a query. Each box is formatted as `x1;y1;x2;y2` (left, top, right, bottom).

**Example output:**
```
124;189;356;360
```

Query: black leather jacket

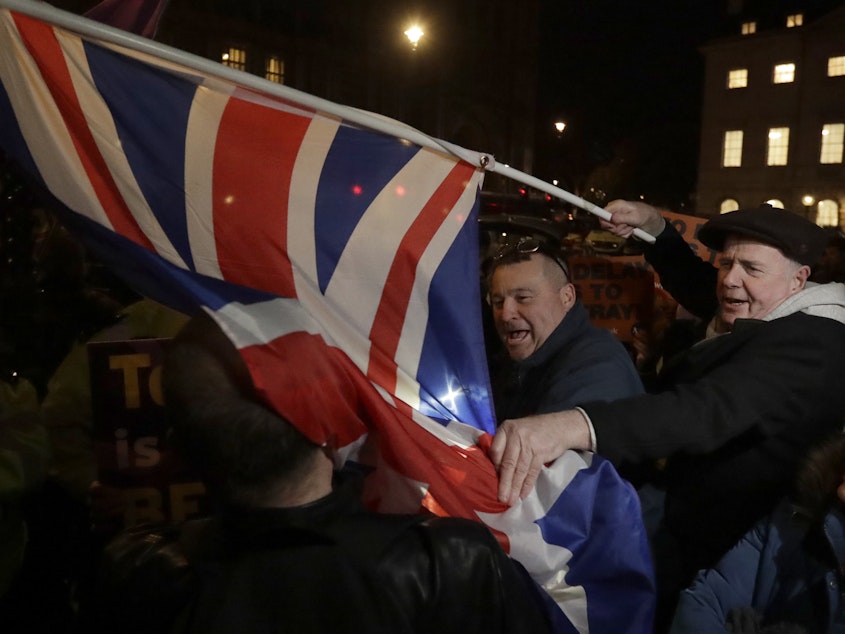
87;477;553;634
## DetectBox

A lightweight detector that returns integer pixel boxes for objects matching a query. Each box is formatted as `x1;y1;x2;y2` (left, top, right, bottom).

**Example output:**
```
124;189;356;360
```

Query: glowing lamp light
352;184;363;196
404;25;424;50
802;194;815;206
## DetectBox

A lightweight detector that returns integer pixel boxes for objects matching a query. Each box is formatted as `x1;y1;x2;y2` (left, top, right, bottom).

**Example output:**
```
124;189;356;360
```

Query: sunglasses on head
492;235;570;279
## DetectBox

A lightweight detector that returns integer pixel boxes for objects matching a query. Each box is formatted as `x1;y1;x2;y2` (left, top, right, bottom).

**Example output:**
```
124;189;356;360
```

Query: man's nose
499;297;518;319
721;264;741;287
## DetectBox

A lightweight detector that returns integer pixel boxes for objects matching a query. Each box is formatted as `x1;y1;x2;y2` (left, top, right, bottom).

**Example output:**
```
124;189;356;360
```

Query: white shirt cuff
574;407;597;452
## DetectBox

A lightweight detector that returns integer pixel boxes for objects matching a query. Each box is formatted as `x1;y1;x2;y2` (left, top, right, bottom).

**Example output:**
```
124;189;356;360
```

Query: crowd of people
3;153;845;632
485;199;845;632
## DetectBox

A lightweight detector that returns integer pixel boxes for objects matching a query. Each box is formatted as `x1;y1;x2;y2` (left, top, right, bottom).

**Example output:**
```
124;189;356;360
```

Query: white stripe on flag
288;114;338;288
184;84;231;279
286;115;375;370
209;298;323;349
393;163;482;410
57;30;188;269
0;13;112;228
477;451;592;634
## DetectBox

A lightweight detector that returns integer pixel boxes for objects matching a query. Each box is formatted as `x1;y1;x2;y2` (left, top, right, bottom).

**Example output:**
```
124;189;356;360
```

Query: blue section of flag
60;208;277;315
84;40;198;270
418;196;496;430
537;455;656;633
315;126;419;293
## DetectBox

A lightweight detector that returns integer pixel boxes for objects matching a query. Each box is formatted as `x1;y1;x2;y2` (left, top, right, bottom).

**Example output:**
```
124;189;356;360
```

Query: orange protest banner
662;210;719;266
569;257;655;343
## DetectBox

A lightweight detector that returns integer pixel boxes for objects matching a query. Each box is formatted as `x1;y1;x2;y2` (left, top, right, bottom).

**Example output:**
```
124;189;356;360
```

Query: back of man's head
163;313;319;508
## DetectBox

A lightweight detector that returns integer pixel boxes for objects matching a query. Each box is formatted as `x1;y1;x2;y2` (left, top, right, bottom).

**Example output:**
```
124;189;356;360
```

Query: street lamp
551;121;568;192
802;194;816;220
404;25;424;50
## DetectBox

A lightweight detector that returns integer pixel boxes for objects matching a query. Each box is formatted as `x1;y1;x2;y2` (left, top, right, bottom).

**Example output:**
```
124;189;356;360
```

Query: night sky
536;1;725;209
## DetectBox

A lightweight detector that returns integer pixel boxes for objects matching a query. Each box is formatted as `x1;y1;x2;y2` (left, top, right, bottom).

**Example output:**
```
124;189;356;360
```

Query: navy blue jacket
671;500;845;633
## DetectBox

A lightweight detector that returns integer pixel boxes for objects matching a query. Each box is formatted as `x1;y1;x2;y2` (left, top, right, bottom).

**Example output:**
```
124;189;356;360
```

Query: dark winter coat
88;475;553;634
582;223;845;576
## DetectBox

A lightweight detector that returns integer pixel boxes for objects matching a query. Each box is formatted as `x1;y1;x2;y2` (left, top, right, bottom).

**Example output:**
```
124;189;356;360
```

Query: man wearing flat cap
488;199;845;628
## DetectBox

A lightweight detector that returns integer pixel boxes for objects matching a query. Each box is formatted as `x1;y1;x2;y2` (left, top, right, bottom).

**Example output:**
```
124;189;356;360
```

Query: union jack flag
0;2;654;631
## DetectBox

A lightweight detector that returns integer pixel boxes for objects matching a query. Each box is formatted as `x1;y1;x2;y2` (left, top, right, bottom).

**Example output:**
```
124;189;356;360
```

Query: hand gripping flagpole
0;0;656;244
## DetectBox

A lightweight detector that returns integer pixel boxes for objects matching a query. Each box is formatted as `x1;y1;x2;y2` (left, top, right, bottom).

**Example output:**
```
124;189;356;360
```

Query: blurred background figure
0;159;187;632
0;376;50;618
810;234;845;284
672;433;845;634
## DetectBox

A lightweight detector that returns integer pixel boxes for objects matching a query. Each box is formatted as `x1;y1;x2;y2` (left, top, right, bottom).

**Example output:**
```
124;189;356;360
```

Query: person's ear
792;264;811;292
558;282;577;310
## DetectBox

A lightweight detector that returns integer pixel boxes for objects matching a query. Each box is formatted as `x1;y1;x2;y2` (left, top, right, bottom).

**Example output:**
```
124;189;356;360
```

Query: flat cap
698;205;828;266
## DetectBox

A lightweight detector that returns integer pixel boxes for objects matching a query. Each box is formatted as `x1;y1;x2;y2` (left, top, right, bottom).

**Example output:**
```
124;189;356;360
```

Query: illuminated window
766;199;785;209
773;63;795;84
265;55;284;84
786;13;803;27
728;69;748;89
820;124;844;164
720;199;739;214
221;47;246;71
817;200;839;227
741;21;756;35
722;130;743;167
767;127;790;165
829;56;845;77
818;199;841;227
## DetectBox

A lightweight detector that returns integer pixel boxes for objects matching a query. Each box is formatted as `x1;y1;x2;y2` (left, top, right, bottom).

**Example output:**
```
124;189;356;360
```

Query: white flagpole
489;163;656;243
0;0;656;243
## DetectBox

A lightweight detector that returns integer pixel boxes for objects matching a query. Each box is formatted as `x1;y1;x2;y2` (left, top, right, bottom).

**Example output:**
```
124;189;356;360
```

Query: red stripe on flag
239;331;369;448
12;13;155;251
212;93;311;297
359;387;510;545
366;161;476;392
